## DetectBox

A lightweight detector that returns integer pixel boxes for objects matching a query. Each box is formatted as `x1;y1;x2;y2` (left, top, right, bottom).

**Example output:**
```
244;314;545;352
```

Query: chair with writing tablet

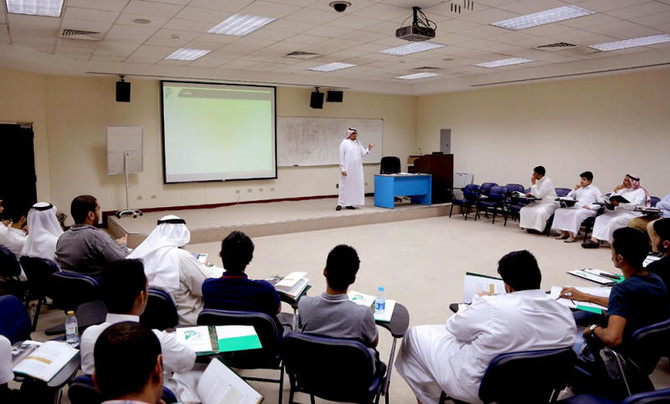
475;186;508;225
450;184;480;219
649;196;660;208
556;188;572;198
197;308;285;404
440;347;575;404
139;288;178;331
68;374;178;404
0;294;32;343
19;256;59;330
45;271;100;312
281;332;387;404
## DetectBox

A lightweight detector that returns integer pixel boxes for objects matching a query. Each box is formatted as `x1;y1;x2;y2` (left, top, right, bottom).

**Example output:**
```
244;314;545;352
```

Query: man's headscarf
22;202;63;260
128;215;190;292
626;174;651;206
346;128;357;139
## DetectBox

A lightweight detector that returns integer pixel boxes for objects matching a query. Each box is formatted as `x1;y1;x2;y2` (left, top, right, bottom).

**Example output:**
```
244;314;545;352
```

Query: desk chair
450;184;479;219
45;271;100;312
0;245;26;300
440;347;575;404
19;256;59;330
475;186;508;225
504;184;530;223
0;294;32;343
140;288;178;331
197;308;285;404
380;156;401;174
282;332;387;404
68;374;178;404
628;318;670;376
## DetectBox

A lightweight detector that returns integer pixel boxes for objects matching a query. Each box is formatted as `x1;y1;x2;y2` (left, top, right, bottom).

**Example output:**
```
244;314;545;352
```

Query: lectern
412;154;453;203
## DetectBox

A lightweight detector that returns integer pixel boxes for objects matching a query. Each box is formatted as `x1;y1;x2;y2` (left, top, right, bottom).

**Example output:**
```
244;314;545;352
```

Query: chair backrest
0;294;32;343
505;183;525;194
555;188;572;198
480;182;498;196
629;317;670;374
463;184;480;201
20;256;59;296
649;196;660;207
46;271;100;311
282;332;382;403
380;156;401;174
0;245;22;278
197;308;283;369
621;387;670;404
140;288;179;331
69;374;178;404
487;186;508;201
478;347;575;404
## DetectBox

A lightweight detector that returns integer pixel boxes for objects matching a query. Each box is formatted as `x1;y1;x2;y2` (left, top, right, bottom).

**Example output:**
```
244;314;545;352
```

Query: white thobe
395;290;576;404
592;187;647;243
551;185;602;235
338;138;370;207
80;313;199;401
172;249;220;326
519;176;558;232
0;335;12;385
22;206;63;261
0;223;27;258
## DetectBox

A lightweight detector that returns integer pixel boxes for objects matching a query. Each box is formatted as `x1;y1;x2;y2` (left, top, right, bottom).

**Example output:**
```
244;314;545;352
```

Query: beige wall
415;68;670;197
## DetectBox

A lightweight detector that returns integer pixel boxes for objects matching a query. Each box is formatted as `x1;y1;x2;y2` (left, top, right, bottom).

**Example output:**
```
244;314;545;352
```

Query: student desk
374;174;432;209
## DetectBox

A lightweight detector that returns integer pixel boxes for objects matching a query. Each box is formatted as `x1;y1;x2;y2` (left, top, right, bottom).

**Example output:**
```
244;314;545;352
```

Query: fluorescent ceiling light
379;42;446;56
6;0;64;17
475;57;535;68
396;72;442;80
165;48;211;61
491;5;594;30
589;34;670;51
209;14;276;36
308;62;356;72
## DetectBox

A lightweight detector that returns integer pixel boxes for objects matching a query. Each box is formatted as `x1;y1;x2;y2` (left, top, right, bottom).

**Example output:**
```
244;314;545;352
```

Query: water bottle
375;286;386;314
65;311;79;348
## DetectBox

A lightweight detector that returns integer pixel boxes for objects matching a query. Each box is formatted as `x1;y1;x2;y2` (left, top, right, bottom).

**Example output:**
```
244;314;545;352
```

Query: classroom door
0;124;37;219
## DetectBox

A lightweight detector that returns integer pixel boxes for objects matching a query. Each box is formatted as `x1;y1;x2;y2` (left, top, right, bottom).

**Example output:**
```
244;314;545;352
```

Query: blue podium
374;174;432;209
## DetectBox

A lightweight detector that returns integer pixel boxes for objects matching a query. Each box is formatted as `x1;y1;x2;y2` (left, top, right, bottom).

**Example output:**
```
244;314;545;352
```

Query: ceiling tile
125;45;174;63
55;45;96;59
124;0;184;18
163;18;217;33
67;0;129;12
63;7;120;23
116;13;170;28
284;7;335;25
187;0;253;12
174;7;231;24
238;1;301;19
605;1;670;19
105;24;158;42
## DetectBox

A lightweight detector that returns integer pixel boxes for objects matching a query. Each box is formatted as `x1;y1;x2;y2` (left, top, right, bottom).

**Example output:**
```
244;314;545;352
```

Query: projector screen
161;81;277;183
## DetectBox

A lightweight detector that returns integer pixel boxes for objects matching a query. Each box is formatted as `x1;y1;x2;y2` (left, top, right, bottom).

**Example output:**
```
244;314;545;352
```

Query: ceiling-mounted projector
396;6;436;42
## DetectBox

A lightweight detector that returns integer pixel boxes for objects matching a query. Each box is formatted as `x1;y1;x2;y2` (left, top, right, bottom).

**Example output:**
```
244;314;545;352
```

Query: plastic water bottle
375;286;386;314
65;311;79;348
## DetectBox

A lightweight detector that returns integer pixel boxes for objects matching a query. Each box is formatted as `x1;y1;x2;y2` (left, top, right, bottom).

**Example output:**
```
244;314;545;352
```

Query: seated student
552;171;602;243
0;199;27;257
561;227;670;349
128;215;216;326
396;250;576;404
21;202;63;261
56;195;128;278
80;259;198;401
646;219;670;289
628;193;670;253
202;231;281;316
582;175;649;248
93;322;164;404
297;244;379;354
519;166;559;233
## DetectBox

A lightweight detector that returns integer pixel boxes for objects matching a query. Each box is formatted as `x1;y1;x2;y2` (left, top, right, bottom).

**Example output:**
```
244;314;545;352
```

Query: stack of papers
176;325;262;356
13;341;79;382
549;286;610;313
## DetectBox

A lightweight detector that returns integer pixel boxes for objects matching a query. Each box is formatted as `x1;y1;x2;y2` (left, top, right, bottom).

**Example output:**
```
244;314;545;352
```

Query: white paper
373;299;396;322
348;290;376;309
175;326;213;353
549;286;610;311
463;272;506;304
215;325;257;340
276;272;307;288
13;341;78;382
197;358;262;404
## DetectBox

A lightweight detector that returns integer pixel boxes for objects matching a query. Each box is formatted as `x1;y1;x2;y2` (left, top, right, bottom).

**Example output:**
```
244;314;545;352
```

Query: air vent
284;51;320;60
60;29;101;41
536;42;577;51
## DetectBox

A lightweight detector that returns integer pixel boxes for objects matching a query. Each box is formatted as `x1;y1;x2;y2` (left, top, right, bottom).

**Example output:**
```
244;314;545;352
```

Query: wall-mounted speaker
116;81;131;103
310;91;324;109
326;90;343;103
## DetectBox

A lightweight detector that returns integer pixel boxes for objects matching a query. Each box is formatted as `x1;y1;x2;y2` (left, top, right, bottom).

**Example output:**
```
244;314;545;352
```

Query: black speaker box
310;91;324;109
326;90;343;102
116;81;131;103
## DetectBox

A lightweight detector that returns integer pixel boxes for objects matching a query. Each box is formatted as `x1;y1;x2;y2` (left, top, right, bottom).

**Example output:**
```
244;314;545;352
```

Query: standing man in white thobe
519;166;558;233
336;128;374;211
552;171;602;243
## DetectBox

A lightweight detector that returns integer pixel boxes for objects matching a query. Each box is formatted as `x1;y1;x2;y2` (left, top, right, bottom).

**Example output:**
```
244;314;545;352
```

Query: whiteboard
107;126;143;175
277;117;382;166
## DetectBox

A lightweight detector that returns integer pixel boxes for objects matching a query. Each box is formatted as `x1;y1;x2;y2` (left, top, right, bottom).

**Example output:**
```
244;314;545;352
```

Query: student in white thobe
519;166;558;232
21;202;63;262
128;215;222;325
583;174;649;247
395;250;576;404
552;171;602;243
337;128;374;210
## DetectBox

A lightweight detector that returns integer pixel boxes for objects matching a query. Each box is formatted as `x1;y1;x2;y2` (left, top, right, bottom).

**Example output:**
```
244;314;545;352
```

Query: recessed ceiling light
6;0;64;17
588;34;670;51
165;48;211;61
379;42;446;56
208;14;276;36
396;72;442;80
308;62;356;72
475;57;535;68
491;5;594;30
133;18;152;25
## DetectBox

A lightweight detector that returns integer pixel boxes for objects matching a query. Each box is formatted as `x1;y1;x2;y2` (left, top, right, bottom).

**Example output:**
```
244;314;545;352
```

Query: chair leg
449;204;454;217
32;298;43;331
278;366;284;404
310;394;316;404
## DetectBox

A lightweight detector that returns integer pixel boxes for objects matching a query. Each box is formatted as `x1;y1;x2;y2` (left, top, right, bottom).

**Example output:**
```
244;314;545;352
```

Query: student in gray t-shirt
297;244;378;348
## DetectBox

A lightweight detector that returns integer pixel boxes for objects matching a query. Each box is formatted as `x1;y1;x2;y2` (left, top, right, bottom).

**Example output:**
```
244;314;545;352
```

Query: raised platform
108;197;452;248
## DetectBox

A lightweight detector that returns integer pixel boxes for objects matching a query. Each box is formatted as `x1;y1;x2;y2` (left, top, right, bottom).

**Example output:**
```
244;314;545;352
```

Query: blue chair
479;182;498;197
197;309;285;404
449;184;480;219
649;196;660;207
282;332;387;404
19;256;59;330
0;294;32;343
556;188;572;198
504;184;531;222
140;288;179;331
628;317;670;376
475;186;508;225
45;271;100;312
68;374;178;403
